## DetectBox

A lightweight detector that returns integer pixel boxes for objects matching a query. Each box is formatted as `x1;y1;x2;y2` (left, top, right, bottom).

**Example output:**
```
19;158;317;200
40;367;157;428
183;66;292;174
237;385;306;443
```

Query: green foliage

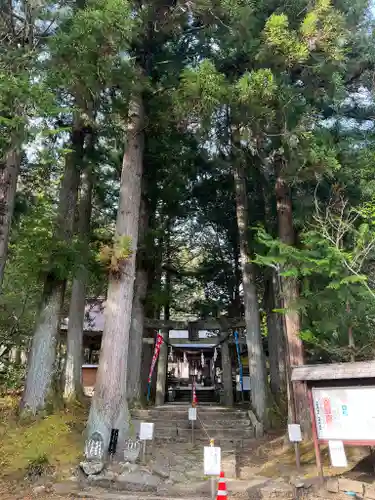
98;235;133;275
0;364;26;393
300;0;347;62
254;203;375;361
0;404;85;477
48;0;134;99
261;14;309;66
236;69;277;104
176;60;229;127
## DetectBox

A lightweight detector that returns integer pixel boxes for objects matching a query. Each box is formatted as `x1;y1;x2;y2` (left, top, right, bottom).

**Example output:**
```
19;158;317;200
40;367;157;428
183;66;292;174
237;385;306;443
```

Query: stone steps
131;406;253;443
133;413;250;424
153;419;250;429
157;427;255;441
133;407;248;417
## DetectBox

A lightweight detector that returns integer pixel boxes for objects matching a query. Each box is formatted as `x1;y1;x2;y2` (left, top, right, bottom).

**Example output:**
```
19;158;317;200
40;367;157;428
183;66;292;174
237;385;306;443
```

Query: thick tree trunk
127;197;148;404
221;336;233;407
228;230;242;317
232;242;242;316
21;122;85;414
155;328;168;406
87;96;144;451
233;161;267;428
265;272;286;398
64;162;93;401
154;281;171;406
0;147;21;290
275;161;310;432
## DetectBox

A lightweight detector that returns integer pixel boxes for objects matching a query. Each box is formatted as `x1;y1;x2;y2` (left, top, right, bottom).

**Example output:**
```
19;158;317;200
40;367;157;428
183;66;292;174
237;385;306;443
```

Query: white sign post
189;407;197;421
288;424;302;442
140;422;154;440
328;440;348;468
140;422;154;462
204;446;221;475
204;444;221;499
189;407;197;444
287;423;302;472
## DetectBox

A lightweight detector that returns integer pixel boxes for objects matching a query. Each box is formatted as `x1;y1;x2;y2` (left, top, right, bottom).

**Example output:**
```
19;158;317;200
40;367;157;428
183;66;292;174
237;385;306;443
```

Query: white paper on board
288;424;302;442
204;446;221;475
188;407;197;421
312;386;375;441
140;422;154;441
328;440;348;467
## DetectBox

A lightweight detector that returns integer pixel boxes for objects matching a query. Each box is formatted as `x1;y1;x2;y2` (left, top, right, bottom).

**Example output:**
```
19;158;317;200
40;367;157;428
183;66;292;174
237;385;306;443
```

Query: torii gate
143;318;247;407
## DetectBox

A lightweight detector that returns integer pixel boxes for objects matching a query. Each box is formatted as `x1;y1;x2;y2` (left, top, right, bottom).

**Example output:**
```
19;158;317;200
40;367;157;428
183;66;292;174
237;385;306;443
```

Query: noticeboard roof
291;361;375;382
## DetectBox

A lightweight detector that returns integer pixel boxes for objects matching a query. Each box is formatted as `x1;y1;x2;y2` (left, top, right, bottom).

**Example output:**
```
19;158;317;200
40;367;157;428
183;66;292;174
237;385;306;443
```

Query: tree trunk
155;328;168;406
21;121;85;414
265;272;286;398
232;241;242;316
0;147;21;290
233;160;267;428
346;301;355;362
228;229;242;317
221;336;233;407
275;161;310;432
64;161;93;402
87;96;144;451
127;197;148;404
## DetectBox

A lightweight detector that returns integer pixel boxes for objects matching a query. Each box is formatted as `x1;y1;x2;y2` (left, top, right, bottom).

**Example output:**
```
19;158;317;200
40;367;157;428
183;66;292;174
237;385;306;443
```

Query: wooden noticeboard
292;361;375;481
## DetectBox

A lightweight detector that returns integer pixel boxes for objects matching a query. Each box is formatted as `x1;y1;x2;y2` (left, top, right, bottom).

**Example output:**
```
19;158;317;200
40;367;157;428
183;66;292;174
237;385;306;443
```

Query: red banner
148;333;164;384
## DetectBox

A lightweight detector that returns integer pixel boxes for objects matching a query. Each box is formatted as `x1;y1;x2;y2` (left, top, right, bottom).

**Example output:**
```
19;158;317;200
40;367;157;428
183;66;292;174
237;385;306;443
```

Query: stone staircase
131;405;254;447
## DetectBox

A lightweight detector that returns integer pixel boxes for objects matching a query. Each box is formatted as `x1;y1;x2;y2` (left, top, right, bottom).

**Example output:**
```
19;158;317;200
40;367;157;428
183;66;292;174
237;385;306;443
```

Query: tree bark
63;160;93;402
275;160;310;432
127;197;148;404
233;160;267;428
87;96;144;451
21;120;85;414
221;336;233;406
155;328;168;406
265;272;286;398
346;301;355;362
0;147;22;290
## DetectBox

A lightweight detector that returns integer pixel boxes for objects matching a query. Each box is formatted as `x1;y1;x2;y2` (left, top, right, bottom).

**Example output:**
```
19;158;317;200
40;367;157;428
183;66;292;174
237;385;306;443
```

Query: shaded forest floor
0;396;373;499
0;395;85;499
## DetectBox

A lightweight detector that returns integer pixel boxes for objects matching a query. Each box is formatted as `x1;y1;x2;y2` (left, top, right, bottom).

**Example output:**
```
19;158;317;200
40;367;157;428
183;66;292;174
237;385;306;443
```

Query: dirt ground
0;436;370;499
0;397;373;499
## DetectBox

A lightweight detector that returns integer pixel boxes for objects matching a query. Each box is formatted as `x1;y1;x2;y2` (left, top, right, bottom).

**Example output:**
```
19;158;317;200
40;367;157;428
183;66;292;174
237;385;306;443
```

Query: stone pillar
221;337;234;406
155;329;168;406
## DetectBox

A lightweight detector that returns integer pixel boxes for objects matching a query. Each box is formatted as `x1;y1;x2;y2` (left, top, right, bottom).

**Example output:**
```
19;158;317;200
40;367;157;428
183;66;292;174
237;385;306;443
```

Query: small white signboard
189;407;197;421
204;446;221;475
140;422;154;441
236;376;251;391
328;440;348;468
288;424;302;442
